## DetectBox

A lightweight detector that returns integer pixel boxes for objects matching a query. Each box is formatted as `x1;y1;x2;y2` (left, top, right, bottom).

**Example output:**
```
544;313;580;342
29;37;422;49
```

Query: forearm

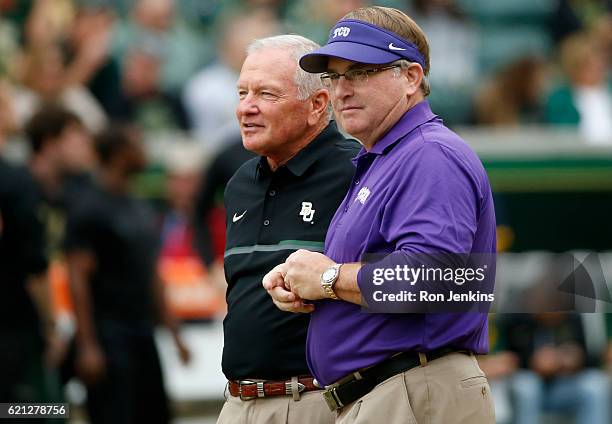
67;254;98;347
26;272;55;333
153;275;179;335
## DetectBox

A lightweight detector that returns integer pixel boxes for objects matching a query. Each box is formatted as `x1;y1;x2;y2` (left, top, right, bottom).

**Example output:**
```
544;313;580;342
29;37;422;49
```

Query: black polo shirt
63;183;159;327
222;122;359;380
0;159;48;332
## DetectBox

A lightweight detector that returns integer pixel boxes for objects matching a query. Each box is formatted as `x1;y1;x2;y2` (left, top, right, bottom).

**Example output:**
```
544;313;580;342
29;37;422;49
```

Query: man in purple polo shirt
263;6;496;424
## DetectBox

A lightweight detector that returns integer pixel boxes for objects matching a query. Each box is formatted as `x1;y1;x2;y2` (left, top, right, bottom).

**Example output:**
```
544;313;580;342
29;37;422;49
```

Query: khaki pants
216;390;335;424
336;353;495;424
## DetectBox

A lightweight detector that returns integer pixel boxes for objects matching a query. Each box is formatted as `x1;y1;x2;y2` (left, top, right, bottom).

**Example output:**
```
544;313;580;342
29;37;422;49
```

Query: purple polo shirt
306;101;496;385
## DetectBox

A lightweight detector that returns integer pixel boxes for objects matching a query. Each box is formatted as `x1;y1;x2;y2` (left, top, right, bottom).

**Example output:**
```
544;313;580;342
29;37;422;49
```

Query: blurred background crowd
0;0;611;423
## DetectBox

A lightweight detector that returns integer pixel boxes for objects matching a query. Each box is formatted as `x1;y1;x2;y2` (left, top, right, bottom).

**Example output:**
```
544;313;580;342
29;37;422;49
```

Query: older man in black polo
218;34;358;424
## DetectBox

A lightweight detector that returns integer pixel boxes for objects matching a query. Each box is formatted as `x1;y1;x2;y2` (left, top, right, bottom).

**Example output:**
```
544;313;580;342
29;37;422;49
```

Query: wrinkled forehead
238;49;298;87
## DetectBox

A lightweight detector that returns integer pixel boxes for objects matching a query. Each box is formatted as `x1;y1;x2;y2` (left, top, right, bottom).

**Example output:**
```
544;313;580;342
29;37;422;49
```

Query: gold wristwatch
321;263;342;300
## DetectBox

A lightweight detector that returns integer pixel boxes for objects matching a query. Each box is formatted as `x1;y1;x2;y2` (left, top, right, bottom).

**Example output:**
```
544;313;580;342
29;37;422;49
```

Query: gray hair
246;34;326;101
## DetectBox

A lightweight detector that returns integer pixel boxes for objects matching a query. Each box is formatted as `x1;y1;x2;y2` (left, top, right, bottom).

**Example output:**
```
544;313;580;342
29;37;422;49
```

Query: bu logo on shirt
355;187;371;204
299;202;316;222
332;27;351;38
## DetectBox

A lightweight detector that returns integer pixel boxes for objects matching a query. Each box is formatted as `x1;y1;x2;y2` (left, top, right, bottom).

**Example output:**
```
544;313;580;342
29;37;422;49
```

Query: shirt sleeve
357;142;487;305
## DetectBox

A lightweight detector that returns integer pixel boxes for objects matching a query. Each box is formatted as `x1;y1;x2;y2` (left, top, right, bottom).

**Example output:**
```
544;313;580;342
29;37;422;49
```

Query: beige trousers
216;390;335;424
336;353;495;424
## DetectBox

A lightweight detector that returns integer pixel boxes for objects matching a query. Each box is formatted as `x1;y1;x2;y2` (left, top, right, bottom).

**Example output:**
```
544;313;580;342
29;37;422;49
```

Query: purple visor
300;19;426;73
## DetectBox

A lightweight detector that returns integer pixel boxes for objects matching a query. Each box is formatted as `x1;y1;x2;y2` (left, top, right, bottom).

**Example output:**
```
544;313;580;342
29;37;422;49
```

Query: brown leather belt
229;376;319;400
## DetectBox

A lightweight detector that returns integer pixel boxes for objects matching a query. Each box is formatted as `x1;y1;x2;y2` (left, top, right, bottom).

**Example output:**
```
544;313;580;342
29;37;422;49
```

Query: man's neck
362;94;423;151
266;119;328;172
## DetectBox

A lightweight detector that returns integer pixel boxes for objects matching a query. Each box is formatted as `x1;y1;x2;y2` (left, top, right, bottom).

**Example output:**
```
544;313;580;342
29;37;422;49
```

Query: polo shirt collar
257;121;342;178
354;100;437;162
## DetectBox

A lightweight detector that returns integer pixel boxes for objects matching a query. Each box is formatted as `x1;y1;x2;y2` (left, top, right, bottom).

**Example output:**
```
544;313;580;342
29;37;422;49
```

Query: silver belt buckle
322;386;344;411
238;380;259;401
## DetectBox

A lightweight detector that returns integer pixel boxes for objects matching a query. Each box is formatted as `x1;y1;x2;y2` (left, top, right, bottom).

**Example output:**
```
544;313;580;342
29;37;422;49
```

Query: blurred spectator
109;45;190;132
498;313;610;424
286;0;368;45
183;8;279;149
25;104;96;256
0;86;62;407
193;135;256;268
0;15;20;80
65;126;190;424
410;0;479;126
23;0;75;47
112;0;207;95
0;80;18;142
64;5;124;117
158;143;226;321
551;0;611;44
592;14;611;67
545;32;612;144
475;56;548;126
12;42;108;133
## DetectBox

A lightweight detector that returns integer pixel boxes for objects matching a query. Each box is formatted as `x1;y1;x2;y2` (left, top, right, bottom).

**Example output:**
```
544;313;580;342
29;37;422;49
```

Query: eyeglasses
320;65;401;88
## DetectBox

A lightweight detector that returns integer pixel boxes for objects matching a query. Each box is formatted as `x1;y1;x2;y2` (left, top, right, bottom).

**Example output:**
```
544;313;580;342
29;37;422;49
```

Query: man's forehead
239;51;296;86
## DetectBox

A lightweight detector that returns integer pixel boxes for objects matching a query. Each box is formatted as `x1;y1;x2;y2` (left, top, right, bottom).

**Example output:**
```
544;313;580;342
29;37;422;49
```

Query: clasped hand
262;249;334;313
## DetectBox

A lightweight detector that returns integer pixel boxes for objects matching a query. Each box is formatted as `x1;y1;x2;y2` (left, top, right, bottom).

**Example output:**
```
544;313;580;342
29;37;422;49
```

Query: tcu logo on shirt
299;202;316;222
332;27;351;38
355;187;371;204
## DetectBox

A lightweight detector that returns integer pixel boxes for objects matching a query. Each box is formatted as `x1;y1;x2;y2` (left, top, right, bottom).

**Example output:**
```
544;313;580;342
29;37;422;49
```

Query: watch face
322;268;335;282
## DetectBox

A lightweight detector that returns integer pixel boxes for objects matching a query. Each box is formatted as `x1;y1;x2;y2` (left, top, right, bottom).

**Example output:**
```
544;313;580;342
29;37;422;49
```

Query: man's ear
308;89;330;126
402;63;424;97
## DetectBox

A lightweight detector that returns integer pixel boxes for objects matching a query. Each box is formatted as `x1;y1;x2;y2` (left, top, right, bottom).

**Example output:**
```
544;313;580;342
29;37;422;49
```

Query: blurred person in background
286;0;368;45
183;8;279;150
551;0;611;44
63;4;123;118
475;56;548;126
192;134;256;273
12;43;108;134
109;44;190;132
545;31;612;144
112;0;205;95
0;79;62;408
409;0;479;126
65;126;190;424
498;312;610;424
592;15;611;66
9;0;108;133
217;34;358;424
25;103;96;257
158;143;227;321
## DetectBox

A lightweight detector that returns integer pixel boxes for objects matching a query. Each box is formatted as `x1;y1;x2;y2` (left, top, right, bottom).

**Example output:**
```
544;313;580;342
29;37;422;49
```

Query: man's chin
338;119;367;139
242;137;265;155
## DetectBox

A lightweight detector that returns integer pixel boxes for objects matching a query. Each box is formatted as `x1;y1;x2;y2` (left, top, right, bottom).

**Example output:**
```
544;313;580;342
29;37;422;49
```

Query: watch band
322;263;342;300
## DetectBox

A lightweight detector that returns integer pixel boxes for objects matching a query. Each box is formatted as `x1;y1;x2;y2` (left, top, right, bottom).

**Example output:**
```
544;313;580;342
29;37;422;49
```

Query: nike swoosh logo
233;210;246;223
388;43;406;51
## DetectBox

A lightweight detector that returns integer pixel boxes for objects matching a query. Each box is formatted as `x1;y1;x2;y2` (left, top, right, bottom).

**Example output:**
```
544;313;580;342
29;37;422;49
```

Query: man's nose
237;94;259;116
333;76;354;100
